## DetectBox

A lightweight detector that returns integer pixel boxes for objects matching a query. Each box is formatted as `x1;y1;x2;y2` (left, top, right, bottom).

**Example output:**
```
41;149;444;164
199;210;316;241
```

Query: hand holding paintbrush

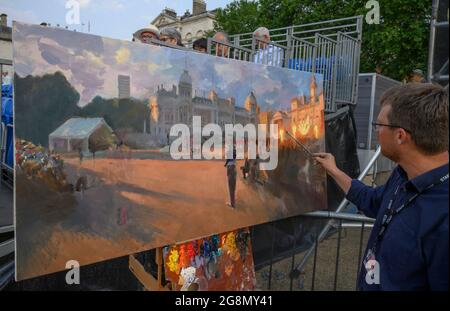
285;131;319;165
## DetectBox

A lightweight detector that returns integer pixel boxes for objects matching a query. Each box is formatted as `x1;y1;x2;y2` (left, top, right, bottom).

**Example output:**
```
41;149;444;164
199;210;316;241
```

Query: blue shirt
346;163;449;291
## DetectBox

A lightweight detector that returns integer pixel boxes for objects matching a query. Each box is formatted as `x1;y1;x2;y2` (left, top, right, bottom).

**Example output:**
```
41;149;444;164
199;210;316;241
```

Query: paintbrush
285;131;315;159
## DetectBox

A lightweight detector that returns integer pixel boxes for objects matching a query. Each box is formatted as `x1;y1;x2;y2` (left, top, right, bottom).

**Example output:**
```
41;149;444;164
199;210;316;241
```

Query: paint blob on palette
164;228;256;291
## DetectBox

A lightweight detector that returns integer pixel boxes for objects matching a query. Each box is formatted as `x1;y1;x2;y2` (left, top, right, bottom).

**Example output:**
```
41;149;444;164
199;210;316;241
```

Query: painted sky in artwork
13;22;323;111
1;0;234;40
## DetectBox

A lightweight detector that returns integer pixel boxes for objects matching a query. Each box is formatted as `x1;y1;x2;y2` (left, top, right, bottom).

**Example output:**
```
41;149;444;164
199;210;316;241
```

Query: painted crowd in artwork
13;22;327;280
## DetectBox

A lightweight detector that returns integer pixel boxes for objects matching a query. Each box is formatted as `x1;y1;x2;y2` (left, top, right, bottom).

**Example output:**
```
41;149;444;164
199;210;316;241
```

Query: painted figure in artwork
225;147;237;208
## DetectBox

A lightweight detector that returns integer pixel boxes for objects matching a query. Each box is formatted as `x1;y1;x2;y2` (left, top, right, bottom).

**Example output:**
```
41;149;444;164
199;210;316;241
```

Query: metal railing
251;38;287;67
223;16;363;112
259;214;374;291
144;38;192;51
207;37;253;62
427;0;449;89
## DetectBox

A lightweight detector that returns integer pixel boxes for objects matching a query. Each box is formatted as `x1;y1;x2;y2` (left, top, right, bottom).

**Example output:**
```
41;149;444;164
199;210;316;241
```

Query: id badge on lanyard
363;248;377;272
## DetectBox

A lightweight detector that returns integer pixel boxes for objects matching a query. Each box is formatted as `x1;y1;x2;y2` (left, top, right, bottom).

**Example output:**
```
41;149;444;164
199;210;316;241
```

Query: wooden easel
128;247;173;291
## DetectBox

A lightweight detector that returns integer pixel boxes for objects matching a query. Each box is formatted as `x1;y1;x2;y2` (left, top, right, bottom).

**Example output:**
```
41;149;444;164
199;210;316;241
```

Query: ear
396;128;410;145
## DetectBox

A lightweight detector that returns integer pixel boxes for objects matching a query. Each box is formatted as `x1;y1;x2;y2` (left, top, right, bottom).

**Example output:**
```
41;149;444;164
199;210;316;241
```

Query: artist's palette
163;228;256;291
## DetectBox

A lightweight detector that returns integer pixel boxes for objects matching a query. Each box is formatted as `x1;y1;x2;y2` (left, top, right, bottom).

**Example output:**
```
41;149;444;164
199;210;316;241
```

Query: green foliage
81;96;151;134
214;0;431;80
15;72;152;147
14;72;81;147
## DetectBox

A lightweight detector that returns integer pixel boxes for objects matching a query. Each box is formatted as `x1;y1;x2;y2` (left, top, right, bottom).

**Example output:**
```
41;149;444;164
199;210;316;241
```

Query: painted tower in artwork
271;75;325;143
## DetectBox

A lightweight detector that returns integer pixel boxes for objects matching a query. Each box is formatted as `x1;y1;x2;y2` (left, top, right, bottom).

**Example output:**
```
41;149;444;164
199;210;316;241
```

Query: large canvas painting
13;22;327;280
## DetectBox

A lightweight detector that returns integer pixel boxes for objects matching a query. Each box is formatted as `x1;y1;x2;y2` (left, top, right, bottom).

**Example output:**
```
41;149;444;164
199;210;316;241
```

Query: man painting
314;83;448;291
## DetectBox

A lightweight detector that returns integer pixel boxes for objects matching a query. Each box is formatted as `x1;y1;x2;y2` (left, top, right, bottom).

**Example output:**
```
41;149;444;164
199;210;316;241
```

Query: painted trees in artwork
89;125;115;163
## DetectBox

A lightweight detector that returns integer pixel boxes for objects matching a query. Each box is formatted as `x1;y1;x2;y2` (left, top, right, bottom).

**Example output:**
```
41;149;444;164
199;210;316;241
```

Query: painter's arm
313;153;352;194
313;153;386;218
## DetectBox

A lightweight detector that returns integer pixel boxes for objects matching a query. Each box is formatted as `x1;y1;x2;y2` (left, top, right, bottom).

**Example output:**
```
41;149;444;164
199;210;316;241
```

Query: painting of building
273;75;325;144
149;69;260;144
13;22;327;281
118;75;131;99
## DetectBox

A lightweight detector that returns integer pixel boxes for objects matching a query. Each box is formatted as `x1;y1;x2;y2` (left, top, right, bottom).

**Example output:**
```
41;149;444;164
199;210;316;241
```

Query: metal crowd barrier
251;38;287;67
427;0;449;89
207;37;253;62
1;59;13;190
255;147;381;291
225;16;363;112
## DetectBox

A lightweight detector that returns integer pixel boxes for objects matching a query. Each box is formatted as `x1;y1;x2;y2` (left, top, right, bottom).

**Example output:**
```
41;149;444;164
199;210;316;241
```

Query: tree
15;72;81;146
88;126;115;162
81;97;151;134
214;0;431;81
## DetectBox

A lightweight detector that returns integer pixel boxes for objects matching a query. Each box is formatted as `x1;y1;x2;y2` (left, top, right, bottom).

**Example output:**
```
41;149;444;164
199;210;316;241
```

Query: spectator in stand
212;31;230;58
160;27;183;47
133;23;160;44
193;38;208;53
252;27;284;67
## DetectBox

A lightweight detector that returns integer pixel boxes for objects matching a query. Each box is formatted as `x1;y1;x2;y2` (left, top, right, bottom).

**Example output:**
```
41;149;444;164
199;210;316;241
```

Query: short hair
380;83;449;155
253;27;270;41
193;38;207;50
213;31;230;43
160;27;182;45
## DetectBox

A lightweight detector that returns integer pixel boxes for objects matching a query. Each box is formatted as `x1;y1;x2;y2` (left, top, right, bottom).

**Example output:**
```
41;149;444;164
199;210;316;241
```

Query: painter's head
375;83;449;162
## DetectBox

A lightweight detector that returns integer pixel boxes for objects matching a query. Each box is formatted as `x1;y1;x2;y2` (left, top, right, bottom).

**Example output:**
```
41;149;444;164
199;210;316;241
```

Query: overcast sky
0;0;233;40
14;22;322;111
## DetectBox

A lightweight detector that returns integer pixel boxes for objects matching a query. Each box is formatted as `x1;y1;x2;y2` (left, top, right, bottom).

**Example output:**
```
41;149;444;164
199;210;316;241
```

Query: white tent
49;118;113;153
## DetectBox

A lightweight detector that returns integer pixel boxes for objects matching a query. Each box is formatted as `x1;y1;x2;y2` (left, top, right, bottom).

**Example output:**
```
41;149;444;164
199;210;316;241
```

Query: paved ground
254;226;372;291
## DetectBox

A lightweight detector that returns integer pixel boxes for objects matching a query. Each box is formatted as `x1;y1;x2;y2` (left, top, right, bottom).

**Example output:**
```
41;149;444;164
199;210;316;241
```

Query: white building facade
151;0;217;46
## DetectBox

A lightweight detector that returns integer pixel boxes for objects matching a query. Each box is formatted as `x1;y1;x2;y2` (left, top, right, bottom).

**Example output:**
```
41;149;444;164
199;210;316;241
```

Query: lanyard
371;172;449;253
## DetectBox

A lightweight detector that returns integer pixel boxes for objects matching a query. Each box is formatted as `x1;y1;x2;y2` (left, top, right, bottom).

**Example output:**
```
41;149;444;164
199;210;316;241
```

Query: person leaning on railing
212;31;230;58
314;83;449;291
252;27;284;67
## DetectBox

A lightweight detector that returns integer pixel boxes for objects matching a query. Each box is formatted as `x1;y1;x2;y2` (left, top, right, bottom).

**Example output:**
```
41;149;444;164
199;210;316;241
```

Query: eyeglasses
371;122;411;133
